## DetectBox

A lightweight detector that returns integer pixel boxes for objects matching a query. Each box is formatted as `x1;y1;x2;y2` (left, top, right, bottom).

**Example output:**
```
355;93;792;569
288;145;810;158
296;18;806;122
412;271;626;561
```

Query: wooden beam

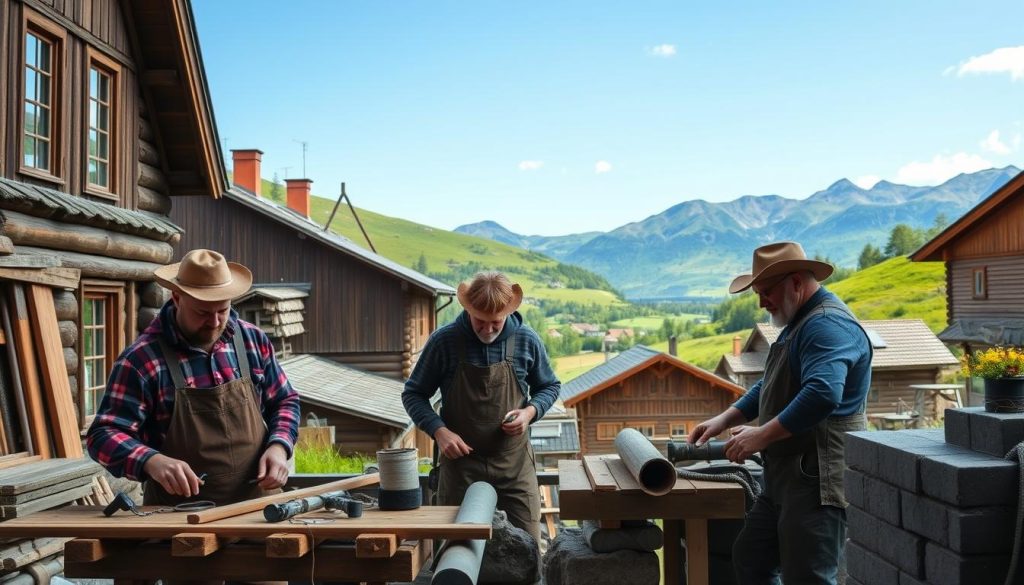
64;539;111;563
142;69;180;87
3;209;176;263
583;456;619;491
0;536;70;569
0;266;80;289
27;285;82;458
355;534;397;559
170;533;222;557
14;247;159;281
7;285;51;458
265;533;310;558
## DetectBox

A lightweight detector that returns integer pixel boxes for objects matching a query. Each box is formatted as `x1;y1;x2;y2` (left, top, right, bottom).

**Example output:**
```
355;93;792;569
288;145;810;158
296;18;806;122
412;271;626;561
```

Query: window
628;422;656;438
670;423;688;438
80;282;125;426
596;422;623;441
21;16;64;180
85;50;120;198
972;268;987;300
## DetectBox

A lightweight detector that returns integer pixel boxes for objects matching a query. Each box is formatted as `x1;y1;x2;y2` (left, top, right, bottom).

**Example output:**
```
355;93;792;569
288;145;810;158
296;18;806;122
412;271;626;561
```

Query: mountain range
455;166;1021;299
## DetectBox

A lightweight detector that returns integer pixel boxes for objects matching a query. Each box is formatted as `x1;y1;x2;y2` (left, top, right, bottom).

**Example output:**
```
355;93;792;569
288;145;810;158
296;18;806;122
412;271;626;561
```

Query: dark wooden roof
224;187;457;296
912;168;1024;262
0;177;183;241
937;318;1024;346
121;0;227;197
561;345;745;406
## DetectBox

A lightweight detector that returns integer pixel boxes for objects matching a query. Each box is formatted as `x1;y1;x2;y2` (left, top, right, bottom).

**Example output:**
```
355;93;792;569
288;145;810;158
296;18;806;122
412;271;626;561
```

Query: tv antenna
293;140;308;177
325;182;376;253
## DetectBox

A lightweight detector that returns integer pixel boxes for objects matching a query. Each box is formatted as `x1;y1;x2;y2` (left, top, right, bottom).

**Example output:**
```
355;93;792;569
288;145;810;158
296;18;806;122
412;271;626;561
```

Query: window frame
20;10;66;184
596;422;624;441
972;267;987;300
83;48;120;200
627;421;657;439
669;422;688;439
79;281;126;428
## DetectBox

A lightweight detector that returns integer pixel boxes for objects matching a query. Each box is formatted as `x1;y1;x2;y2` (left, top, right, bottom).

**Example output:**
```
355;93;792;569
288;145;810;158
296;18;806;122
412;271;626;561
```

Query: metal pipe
432;481;497;585
614;428;676;496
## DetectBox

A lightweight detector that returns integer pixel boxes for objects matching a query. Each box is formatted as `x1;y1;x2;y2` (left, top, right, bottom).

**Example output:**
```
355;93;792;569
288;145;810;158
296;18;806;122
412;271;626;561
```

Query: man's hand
500;405;536;436
143;453;202;497
435;427;473;459
688;415;728;447
724;425;769;463
255;443;290;490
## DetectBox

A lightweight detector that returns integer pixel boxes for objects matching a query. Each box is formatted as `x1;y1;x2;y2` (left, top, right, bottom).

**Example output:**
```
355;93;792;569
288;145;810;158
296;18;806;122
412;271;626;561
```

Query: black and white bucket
376;447;421;510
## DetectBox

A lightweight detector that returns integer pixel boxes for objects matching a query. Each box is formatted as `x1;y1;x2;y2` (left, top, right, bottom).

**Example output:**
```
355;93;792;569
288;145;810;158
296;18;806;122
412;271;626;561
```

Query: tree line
857;215;948;270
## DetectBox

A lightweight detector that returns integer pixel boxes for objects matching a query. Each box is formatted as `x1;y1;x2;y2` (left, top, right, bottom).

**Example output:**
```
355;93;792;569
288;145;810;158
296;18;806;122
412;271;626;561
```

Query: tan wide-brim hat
729;241;833;294
456;281;523;320
154;249;253;302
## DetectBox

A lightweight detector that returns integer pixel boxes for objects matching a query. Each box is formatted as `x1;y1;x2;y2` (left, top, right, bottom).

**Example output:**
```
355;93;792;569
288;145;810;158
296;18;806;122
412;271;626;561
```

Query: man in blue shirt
690;241;871;585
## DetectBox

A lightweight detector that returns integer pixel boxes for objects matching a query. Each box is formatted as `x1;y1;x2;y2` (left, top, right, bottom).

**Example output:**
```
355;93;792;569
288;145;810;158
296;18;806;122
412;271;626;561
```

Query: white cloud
853;175;881;189
948;46;1024;81
517;160;544;171
595;160;613;174
895;153;993;185
649;44;677;58
1014;133;1022;149
980;130;1012;155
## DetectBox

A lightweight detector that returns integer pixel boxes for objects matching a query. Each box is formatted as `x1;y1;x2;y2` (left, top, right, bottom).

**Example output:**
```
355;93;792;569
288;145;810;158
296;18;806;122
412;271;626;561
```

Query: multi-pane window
628;422;657;438
596;422;623;441
670;423;688;438
24;32;54;172
87;66;112;189
81;296;108;418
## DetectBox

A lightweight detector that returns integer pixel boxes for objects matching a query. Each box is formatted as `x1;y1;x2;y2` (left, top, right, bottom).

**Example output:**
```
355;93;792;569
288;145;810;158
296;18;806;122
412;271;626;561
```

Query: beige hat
154;249;253;302
729;241;833;294
456;279;523;320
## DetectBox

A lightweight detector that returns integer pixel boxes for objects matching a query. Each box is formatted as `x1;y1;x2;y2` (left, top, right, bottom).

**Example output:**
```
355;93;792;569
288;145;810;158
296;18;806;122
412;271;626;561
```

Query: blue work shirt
733;287;871;435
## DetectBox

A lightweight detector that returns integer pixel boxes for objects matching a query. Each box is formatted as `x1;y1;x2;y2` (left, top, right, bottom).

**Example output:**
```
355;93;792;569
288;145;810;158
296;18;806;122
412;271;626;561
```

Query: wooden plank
0;473;94;504
0;454;41;471
64;538;114;563
686;518;710;585
0;483;94;518
0;505;491;541
582;456;618;491
265;533;310;558
603;457;645;494
65;540;421;582
0;458;101;495
187;472;382;524
27;284;83;458
356;533;397;558
0;267;80;289
171;533;222;557
7;285;51;459
0;537;70;569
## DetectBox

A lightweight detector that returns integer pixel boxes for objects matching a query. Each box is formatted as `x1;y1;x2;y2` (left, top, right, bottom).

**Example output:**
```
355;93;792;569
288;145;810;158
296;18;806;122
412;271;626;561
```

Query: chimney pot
285;178;312;218
668;335;678;357
231;149;263;196
733;335;742;357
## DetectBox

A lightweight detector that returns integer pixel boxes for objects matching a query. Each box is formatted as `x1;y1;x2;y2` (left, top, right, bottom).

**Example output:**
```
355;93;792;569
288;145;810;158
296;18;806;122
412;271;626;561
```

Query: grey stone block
846;431;880;476
863;473;901;526
899;572;930;585
948;505;1016;555
847;506;924;577
844;468;865;509
966;407;1024;458
944;407;972;449
920;451;1019;506
877;439;964;492
924;541;1011;585
900;490;949;545
543;528;659;585
846;540;899;585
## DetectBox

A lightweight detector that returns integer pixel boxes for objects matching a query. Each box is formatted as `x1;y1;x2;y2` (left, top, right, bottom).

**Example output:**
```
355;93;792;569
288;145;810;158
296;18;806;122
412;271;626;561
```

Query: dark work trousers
732;453;847;585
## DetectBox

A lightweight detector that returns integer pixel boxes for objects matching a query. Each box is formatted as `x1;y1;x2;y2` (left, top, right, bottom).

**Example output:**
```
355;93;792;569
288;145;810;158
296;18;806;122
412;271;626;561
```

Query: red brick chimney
231;149;263;196
285;178;312;218
733;335;742;357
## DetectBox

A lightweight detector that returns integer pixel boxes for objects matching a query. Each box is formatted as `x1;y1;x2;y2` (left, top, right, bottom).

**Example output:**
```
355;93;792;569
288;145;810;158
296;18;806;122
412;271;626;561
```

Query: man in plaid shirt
87;249;300;505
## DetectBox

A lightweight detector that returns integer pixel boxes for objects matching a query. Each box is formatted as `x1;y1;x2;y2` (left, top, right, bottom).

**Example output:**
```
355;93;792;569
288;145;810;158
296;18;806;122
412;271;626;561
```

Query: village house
715;319;959;421
569;322;603;337
561;345;745;454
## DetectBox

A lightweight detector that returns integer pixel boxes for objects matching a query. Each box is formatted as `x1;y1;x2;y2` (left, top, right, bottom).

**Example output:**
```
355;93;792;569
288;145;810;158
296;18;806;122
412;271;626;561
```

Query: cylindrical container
377;447;422;510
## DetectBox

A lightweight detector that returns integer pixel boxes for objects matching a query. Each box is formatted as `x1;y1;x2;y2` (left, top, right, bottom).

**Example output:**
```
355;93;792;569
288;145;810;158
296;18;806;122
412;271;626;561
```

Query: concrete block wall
844;416;1023;585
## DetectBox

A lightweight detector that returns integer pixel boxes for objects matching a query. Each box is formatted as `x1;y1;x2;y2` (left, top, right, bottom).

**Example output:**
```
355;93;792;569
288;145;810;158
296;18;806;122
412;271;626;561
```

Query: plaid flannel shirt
86;301;300;481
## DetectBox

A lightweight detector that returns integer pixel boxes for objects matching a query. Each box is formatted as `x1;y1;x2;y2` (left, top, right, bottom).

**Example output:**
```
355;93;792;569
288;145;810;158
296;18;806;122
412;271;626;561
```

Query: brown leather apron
438;333;542;544
759;298;869;508
144;330;269;507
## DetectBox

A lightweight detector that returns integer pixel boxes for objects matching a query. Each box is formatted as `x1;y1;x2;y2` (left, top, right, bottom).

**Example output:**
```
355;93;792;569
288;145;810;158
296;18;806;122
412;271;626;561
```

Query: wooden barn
170;150;456;380
715;319;959;419
561;345;745;455
0;0;225;446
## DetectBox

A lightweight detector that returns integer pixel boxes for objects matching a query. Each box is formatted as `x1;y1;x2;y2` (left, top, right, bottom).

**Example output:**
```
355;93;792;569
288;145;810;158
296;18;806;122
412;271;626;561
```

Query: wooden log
23;553;63;584
356;533;397;558
138;139;160;167
15;246;161;281
2;209;175;263
63;347;78;380
136;185;171;215
7;286;51;459
138;281;167;309
138;162;170;194
0;537;70;569
187;473;381;524
171;533;222;557
138;115;155;142
58;320;77;348
53;291;77;321
265;533;310;558
0;266;79;289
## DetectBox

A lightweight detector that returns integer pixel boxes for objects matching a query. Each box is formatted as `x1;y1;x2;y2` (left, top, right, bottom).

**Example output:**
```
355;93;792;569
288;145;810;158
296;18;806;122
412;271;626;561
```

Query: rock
480;510;541;585
544;528;659;585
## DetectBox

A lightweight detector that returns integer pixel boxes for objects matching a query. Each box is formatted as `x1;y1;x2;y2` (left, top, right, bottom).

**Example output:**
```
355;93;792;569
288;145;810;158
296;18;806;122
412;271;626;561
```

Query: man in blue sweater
402;271;560;544
690;241;871;585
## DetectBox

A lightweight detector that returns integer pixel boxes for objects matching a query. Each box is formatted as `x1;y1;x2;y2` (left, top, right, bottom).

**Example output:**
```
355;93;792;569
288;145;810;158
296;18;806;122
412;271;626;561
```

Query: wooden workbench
559;457;746;585
0;504;490;584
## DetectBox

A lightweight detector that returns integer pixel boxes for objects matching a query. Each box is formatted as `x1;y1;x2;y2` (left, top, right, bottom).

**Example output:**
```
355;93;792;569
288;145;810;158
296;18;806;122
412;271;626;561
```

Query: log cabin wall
867;368;944;419
949;255;1024;320
575;367;738;455
300;404;406;456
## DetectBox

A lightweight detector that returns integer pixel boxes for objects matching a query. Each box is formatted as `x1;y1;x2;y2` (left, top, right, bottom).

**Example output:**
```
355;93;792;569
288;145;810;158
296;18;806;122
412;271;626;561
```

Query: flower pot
983;377;1024;413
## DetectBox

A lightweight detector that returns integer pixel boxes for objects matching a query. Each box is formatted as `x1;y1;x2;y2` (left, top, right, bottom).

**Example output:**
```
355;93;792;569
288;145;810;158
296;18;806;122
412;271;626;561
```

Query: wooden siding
575;367;736;455
171;195;436;358
867;368;944;419
943;192;1024;260
949;255;1024;319
299;406;407;456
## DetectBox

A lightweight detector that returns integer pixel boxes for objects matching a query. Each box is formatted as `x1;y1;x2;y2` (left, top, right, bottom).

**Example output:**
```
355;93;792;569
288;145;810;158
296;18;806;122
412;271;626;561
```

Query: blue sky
193;1;1024;236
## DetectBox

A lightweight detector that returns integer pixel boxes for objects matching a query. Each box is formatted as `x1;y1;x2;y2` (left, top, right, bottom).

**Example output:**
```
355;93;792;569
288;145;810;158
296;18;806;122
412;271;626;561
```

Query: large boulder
480;510;541;585
543;528;659;585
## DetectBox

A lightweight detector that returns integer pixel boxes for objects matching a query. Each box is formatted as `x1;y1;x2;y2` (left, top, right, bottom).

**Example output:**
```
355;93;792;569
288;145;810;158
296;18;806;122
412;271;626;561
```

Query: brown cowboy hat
456;280;523;320
154;249;253;302
729;241;833;294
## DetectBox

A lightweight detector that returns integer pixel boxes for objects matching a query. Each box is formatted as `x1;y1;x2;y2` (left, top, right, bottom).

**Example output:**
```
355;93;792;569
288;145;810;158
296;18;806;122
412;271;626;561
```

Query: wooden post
7;285;51;458
27;285;82;458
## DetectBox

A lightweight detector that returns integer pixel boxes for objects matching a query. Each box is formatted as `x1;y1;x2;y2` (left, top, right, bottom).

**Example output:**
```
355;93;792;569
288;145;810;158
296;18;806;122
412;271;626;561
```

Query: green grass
650;330;752;371
829;256;947;331
295;444;432;474
609;314;704;330
554;351;617;381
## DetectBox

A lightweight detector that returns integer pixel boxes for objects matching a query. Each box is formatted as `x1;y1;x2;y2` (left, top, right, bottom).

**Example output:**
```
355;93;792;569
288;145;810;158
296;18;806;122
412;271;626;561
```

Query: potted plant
961;346;1024;413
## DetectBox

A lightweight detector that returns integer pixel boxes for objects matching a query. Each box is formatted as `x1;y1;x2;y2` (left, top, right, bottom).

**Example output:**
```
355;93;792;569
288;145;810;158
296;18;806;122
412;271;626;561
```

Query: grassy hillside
257;179;625;307
650;330;753;372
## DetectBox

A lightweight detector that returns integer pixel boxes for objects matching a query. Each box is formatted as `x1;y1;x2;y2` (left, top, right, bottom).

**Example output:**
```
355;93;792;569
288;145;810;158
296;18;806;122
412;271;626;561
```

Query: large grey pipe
432;481;498;585
615;428;677;496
